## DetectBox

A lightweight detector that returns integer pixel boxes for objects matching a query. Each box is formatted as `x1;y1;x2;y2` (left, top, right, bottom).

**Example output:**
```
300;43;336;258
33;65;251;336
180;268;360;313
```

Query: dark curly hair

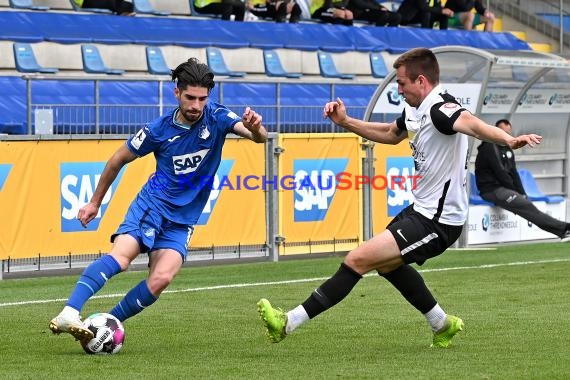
171;57;215;92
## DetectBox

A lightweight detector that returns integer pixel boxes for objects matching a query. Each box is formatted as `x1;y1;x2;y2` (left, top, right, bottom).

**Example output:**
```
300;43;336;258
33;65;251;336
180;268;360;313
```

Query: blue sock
66;255;122;311
109;280;157;322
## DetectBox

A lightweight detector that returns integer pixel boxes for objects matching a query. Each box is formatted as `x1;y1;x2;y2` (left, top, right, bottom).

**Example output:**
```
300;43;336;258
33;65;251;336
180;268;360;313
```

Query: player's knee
147;272;174;295
344;253;369;274
109;253;131;271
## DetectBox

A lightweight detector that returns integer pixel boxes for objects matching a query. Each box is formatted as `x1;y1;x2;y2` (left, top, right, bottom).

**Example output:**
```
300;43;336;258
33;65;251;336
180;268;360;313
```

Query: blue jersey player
50;58;267;342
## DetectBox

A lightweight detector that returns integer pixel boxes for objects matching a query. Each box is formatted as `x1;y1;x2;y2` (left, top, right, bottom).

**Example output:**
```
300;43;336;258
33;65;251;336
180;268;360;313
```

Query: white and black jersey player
257;47;542;348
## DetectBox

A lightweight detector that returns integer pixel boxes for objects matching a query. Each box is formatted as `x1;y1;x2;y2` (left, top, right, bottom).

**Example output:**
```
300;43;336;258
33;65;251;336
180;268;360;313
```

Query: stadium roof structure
362;45;570;245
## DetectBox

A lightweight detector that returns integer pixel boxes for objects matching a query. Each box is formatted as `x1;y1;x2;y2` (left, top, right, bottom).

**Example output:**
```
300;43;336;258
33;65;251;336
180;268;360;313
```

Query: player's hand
77;202;100;228
509;134;542;149
323;97;348;126
242;107;262;132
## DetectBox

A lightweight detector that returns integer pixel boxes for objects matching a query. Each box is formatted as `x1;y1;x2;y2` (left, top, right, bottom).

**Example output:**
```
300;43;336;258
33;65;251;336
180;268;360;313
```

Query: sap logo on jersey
386;157;415;217
60;163;125;232
293;158;348;222
0;164;13;192
173;149;210;175
196;159;234;225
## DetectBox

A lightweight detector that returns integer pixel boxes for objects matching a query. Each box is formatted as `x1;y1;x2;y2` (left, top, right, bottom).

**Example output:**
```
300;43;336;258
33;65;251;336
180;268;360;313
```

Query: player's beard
180;108;202;124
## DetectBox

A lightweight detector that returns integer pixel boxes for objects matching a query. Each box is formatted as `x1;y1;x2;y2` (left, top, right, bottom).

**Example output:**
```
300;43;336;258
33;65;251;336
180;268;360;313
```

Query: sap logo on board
196;159;234;225
293;158;348;222
0;164;13;192
60;163;125;232
386;157;415;217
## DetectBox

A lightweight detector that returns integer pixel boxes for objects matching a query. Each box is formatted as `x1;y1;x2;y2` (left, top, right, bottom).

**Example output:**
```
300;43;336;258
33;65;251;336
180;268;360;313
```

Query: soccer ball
80;313;125;354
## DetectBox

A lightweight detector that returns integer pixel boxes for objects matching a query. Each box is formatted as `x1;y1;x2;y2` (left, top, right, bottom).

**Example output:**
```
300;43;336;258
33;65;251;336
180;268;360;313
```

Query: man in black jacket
348;0;401;26
397;0;453;29
475;119;570;241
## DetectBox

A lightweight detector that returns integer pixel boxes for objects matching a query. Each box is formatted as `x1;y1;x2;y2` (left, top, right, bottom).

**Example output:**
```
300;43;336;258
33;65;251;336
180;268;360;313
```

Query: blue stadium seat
68;0;113;13
133;0;171;16
13;43;58;74
263;50;302;79
206;47;245;77
317;51;354;80
145;46;171;75
9;0;49;10
369;52;388;78
81;44;124;75
469;172;494;206
517;169;564;203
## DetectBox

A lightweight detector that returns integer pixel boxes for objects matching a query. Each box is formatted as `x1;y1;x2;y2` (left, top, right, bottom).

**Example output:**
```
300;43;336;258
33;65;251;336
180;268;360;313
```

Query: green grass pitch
0;242;569;379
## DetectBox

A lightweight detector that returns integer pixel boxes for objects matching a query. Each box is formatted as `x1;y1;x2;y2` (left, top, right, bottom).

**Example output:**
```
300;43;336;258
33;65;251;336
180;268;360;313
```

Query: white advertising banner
517;89;570;113
468;206;521;244
468;200;567;244
481;89;519;113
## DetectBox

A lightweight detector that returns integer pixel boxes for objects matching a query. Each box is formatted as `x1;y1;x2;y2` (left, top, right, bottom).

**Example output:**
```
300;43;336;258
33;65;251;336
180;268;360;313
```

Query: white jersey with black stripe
396;85;469;226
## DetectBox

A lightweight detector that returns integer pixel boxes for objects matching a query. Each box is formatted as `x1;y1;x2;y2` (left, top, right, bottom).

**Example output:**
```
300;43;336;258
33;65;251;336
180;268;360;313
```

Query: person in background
49;58;267;343
246;0;302;23
193;0;246;21
397;0;453;29
444;0;495;31
74;0;135;15
348;0;401;27
256;48;542;348
310;0;353;26
475;119;570;241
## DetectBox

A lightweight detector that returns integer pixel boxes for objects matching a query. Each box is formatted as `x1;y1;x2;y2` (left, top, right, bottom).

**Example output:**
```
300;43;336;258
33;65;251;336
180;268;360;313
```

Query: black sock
301;263;362;319
380;264;436;314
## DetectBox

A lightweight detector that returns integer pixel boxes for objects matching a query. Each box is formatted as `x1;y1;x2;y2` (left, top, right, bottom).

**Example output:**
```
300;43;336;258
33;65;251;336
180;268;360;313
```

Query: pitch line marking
0;257;569;308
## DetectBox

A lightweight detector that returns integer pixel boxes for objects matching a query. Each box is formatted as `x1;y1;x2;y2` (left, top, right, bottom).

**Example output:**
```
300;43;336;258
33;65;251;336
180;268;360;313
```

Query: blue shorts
111;196;194;259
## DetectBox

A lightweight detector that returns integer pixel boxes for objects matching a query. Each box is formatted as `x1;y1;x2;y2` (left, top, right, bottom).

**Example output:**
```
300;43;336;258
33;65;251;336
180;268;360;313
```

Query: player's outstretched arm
323;98;407;144
233;106;268;143
453;111;542;149
77;144;137;228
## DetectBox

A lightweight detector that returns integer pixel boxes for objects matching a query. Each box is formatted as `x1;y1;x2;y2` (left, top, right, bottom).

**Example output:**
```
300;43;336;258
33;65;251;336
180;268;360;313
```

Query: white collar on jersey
415;84;443;116
172;109;192;130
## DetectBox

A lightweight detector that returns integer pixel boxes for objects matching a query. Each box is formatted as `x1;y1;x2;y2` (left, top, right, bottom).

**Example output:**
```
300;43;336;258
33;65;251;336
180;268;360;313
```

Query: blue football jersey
126;102;241;225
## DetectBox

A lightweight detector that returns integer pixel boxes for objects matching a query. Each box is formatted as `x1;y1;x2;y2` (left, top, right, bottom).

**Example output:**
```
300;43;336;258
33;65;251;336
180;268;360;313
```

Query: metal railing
24;76;376;135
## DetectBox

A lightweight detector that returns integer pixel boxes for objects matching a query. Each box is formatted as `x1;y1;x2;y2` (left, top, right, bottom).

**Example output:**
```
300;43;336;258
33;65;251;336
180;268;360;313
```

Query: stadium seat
517;169;564;203
317;51;355;79
206;47;245;77
469;172;494;206
369;52;388;78
68;0;113;13
133;0;171;16
9;0;49;10
262;50;302;78
81;44;124;75
13;43;59;74
146;46;171;75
